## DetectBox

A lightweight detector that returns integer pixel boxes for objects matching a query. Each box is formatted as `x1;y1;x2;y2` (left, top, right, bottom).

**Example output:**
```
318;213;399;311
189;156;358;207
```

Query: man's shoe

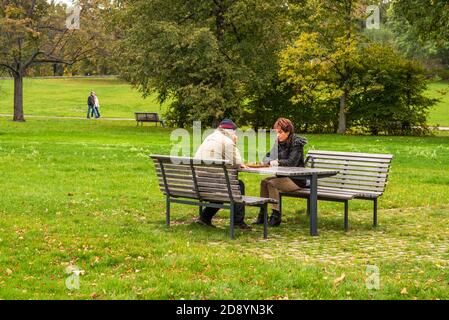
195;217;216;228
268;210;282;227
235;222;252;230
252;212;265;225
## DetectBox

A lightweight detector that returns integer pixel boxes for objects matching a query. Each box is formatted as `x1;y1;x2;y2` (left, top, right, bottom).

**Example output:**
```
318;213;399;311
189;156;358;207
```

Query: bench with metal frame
135;112;164;127
279;150;393;231
150;155;277;239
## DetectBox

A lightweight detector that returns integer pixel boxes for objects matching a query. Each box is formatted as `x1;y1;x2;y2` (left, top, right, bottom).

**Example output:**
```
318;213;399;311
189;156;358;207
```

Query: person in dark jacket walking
86;92;98;119
253;118;308;227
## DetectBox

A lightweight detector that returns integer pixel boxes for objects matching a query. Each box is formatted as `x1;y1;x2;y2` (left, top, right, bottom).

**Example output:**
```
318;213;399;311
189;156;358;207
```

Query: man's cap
219;119;237;130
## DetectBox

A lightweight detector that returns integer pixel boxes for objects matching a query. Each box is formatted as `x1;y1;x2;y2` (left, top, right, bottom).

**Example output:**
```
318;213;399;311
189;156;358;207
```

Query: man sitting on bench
194;119;251;230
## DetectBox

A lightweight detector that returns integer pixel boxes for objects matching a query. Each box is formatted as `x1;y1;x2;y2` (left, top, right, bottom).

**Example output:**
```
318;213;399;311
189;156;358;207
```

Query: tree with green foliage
348;44;437;135
113;0;302;128
391;0;449;48
279;0;368;133
388;0;449;71
279;0;437;135
0;0;109;121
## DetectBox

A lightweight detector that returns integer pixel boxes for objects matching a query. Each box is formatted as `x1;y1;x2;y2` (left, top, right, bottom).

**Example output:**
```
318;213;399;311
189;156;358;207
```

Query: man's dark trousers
200;180;246;225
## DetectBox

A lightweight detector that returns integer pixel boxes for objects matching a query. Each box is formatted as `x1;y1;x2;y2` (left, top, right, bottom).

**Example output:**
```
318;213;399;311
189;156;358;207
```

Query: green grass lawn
0;77;447;126
0;77;168;119
427;81;449;127
1;117;449;299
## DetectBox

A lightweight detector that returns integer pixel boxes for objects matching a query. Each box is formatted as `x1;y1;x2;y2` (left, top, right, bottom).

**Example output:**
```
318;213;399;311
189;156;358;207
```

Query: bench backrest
306;150;393;196
135;112;159;121
150;155;242;203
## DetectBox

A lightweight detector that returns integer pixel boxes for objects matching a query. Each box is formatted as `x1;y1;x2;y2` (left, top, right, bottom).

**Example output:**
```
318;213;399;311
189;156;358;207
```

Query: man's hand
240;163;248;169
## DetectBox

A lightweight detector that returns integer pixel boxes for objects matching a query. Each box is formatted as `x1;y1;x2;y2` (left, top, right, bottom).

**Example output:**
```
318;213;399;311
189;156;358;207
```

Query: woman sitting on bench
253;118;308;227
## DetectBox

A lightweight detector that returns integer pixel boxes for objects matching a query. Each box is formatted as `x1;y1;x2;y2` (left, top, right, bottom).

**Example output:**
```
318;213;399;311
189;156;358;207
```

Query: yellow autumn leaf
333;273;346;286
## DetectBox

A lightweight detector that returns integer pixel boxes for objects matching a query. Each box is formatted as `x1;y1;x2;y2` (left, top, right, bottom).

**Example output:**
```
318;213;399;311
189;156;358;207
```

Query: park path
0;114;134;121
1;114;449;130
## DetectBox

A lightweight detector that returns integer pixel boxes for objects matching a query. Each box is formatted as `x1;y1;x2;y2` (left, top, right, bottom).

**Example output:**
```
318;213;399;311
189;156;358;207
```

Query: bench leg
230;203;235;239
373;198;378;228
279;194;282;216
344;201;349;232
166;196;171;226
309;174;319;236
263;204;268;239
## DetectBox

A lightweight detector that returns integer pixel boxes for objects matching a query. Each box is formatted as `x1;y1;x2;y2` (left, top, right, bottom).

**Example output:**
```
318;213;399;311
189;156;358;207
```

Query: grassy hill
0;77;168;119
0;77;447;126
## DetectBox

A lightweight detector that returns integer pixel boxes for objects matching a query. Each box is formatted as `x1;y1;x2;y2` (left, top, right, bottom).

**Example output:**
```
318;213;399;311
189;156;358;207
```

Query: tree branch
0;63;18;75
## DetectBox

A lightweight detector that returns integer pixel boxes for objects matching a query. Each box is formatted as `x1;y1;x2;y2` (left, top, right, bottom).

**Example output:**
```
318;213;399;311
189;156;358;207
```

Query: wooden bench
135;112;164;127
279;150;393;231
150;155;277;239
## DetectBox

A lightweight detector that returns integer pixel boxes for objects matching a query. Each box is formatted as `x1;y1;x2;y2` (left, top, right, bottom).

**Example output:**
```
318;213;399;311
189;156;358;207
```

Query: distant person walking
93;92;101;118
86;91;98;119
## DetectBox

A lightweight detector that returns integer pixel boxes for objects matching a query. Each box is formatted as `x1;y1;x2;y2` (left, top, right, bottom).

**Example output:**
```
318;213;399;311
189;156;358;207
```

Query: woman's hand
269;160;279;167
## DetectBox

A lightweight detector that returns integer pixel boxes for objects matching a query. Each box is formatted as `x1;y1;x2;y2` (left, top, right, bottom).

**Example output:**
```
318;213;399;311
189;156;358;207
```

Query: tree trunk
13;74;25;122
337;89;348;134
214;0;225;43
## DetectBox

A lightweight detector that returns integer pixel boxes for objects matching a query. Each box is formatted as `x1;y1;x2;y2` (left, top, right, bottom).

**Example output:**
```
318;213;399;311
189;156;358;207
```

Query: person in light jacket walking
93;92;101;118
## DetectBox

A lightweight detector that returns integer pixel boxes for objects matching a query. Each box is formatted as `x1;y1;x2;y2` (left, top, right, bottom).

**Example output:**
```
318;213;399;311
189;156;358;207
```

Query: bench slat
323;174;387;183
158;183;195;191
307;153;393;163
308;150;393;159
311;158;391;168
156;171;194;181
319;177;387;188
161;163;228;172
162;190;199;199
308;163;390;173
284;190;356;200
195;176;240;185
158;177;194;186
318;181;384;192
197;184;240;191
156;170;237;180
200;192;242;202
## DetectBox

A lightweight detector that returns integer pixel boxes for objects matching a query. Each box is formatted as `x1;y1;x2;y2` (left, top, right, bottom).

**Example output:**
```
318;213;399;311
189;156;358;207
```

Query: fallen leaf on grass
401;288;408;295
333;274;346;286
91;292;99;299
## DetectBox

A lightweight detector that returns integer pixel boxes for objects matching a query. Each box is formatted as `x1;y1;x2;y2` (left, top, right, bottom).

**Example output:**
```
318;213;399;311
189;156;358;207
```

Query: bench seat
150;155;275;239
280;150;393;231
135;112;164;127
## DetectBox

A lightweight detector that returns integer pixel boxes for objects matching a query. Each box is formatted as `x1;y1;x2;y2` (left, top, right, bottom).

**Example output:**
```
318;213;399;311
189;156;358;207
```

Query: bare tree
0;0;108;121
